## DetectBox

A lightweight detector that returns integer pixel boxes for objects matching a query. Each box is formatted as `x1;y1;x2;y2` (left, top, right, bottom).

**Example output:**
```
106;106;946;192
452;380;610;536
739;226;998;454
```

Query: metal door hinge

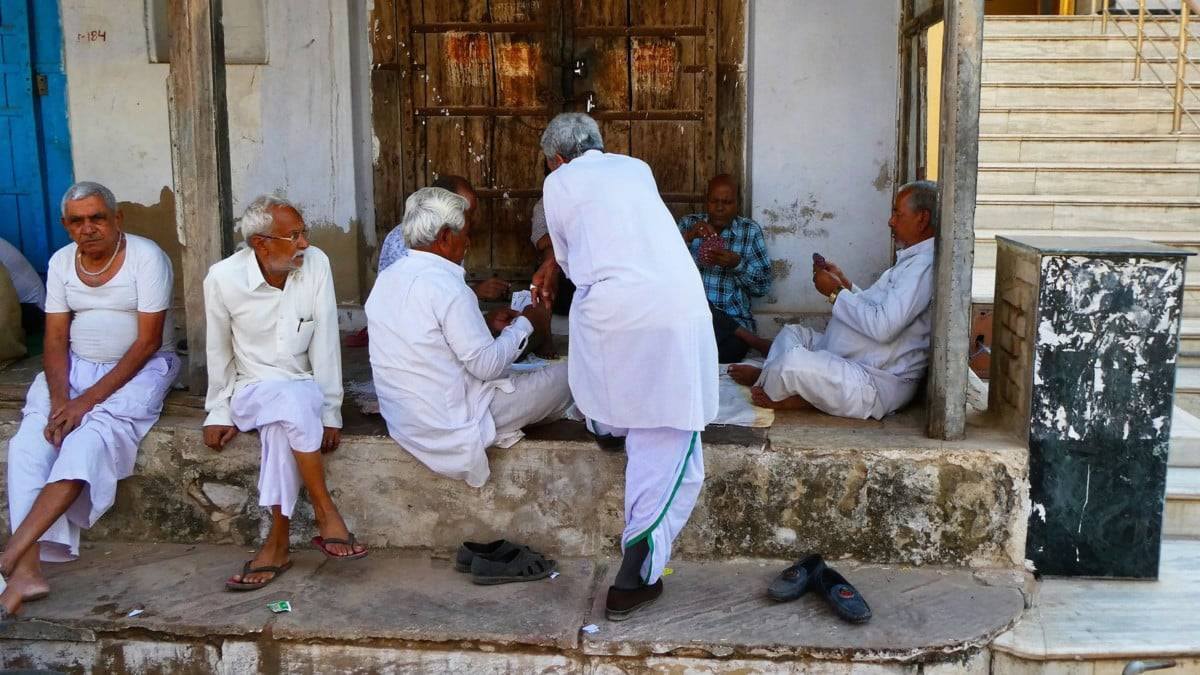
35;74;49;97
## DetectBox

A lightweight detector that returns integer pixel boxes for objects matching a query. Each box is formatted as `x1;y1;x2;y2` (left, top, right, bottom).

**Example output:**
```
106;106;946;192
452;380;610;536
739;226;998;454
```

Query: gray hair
898;180;940;233
401;187;468;248
60;181;117;216
540;113;604;161
239;194;301;240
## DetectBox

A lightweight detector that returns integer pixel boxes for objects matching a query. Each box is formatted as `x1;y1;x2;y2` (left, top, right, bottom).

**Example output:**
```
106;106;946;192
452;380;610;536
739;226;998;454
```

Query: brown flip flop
311;534;368;561
225;560;293;591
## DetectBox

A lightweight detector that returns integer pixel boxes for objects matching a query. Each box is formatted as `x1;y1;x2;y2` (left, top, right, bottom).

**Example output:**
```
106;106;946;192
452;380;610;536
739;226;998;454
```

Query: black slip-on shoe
605;579;664;621
455;539;525;573
815;566;872;623
767;553;825;602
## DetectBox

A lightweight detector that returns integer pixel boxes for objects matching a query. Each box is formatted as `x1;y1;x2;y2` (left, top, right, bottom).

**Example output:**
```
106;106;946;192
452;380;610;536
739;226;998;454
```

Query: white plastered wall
59;0;370;299
747;0;901;333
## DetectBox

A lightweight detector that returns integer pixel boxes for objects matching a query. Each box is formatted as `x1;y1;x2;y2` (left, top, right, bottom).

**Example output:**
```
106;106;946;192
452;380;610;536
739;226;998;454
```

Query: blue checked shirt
677;214;772;331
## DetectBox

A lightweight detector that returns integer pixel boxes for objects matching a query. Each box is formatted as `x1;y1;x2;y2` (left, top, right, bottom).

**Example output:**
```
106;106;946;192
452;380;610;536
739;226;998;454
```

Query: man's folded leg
758;346;881;419
489;362;573;443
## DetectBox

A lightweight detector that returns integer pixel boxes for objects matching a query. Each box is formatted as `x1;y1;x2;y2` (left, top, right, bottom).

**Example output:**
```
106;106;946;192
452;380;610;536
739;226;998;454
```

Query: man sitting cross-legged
679;174;773;362
729;181;938;419
204;195;366;591
2;182;180;619
366;187;572;488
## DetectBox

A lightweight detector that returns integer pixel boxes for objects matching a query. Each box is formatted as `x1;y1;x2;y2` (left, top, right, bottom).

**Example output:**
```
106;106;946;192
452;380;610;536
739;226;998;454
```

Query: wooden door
566;0;718;219
389;0;719;280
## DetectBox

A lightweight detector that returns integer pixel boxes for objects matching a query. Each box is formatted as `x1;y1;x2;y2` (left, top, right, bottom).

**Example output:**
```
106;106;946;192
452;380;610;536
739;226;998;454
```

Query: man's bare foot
5;571;50;602
750;386;812;410
228;539;291;586
315;507;366;558
727;364;762;387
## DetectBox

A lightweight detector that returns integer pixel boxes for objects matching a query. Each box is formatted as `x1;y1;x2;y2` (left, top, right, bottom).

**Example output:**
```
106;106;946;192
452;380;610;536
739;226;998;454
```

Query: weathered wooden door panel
389;0;718;278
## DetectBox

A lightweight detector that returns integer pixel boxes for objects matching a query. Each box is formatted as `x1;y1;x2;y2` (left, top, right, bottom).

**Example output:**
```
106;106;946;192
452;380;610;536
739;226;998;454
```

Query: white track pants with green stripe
592;422;705;585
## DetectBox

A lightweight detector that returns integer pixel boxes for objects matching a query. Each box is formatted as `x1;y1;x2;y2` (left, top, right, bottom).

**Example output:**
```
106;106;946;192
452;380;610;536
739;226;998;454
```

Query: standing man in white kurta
728;181;939;419
533;113;718;621
204;195;366;592
367;188;572;487
2;182;180;620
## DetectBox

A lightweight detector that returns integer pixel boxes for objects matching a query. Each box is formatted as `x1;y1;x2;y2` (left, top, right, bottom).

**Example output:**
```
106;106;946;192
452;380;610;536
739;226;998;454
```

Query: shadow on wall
119;187;181;305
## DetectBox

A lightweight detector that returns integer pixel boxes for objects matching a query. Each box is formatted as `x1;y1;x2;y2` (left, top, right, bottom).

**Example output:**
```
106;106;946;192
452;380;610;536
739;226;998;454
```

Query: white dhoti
758;325;907;420
590;423;704;585
489;362;574;447
229;379;325;518
7;352;180;562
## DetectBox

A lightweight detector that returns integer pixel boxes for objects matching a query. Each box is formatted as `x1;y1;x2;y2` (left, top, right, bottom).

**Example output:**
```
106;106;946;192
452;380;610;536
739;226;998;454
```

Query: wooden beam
903;0;945;36
927;0;984;440
167;0;233;393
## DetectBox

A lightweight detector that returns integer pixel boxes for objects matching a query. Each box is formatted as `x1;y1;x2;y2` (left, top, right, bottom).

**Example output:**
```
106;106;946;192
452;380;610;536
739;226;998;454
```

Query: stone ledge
0;407;1029;567
0;543;1023;673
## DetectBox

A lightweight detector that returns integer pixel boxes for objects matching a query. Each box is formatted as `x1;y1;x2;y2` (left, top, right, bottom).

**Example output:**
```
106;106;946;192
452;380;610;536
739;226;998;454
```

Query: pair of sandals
767;554;872;623
225;534;368;592
456;539;558;585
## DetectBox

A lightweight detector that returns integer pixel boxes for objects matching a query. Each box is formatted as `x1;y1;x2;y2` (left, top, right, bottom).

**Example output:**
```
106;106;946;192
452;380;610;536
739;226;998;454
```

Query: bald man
678;175;772;363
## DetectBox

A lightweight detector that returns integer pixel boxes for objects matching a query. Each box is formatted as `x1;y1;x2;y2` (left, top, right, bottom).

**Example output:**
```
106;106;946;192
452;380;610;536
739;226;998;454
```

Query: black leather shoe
815;566;871;623
605;579;663;621
767;553;825;602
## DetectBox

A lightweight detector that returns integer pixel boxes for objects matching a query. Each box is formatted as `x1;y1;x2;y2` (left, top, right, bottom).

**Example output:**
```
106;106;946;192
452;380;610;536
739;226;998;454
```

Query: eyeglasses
255;229;309;243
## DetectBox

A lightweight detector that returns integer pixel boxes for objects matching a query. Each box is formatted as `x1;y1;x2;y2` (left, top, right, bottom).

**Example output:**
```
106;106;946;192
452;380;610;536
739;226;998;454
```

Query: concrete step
981;106;1200;134
974;230;1200;269
1177;365;1200;393
0;404;1031;568
985;16;1161;36
978;162;1200;197
982;81;1200;108
1170;405;1200;468
980;133;1200;163
1166;466;1200;537
991;538;1200;673
0;542;1023;673
984;57;1200;82
984;35;1199;59
975;194;1200;232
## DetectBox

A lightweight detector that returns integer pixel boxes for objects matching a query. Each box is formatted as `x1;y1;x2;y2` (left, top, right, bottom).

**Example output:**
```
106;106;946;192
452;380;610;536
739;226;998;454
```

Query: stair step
1169;404;1200;467
983;81;1200;108
975;234;1200;282
980;133;1200;163
0;542;1023;672
984;35;1197;59
992;538;1200;670
1166;466;1200;538
981;107;1200;134
1178;365;1200;393
984;57;1200;82
985;16;1156;36
973;267;1200;318
978;162;1200;197
975;194;1200;232
0;407;1030;568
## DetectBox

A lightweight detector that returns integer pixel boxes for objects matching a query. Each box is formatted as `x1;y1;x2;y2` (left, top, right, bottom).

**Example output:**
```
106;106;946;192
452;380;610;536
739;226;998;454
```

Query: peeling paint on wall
760;196;834;238
770;258;793;281
872;160;893;193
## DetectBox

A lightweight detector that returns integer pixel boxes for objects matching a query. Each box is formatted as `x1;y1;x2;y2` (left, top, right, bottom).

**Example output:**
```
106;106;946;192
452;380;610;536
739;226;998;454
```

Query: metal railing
1094;0;1200;133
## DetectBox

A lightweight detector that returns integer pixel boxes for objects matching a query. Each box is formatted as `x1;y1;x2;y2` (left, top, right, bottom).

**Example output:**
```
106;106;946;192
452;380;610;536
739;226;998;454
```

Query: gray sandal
470;547;557;585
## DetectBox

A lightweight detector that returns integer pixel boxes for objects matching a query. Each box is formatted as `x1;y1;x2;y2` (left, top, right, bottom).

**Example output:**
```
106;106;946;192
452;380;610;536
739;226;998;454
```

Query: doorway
0;0;74;274
372;1;729;282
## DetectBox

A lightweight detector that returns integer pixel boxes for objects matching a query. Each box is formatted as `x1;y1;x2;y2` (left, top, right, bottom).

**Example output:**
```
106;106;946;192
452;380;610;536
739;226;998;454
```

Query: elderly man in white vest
203;195;366;592
729;181;939;419
2;182;179;620
532;113;718;621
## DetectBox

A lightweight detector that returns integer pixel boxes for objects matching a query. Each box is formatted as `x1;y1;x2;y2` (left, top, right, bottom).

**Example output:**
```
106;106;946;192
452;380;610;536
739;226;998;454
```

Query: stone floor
0;542;1025;672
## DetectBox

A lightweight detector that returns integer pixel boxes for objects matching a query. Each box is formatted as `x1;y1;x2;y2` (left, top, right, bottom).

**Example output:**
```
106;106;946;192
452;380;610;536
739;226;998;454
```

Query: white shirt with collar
821;237;936;409
365;249;533;488
203;245;343;428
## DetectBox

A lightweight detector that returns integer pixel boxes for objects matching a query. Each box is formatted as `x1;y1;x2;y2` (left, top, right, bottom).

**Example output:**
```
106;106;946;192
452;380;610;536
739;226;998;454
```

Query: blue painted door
0;0;73;275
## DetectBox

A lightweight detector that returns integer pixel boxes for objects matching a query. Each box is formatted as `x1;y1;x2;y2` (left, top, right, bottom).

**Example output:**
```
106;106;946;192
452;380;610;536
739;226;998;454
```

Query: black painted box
990;236;1192;579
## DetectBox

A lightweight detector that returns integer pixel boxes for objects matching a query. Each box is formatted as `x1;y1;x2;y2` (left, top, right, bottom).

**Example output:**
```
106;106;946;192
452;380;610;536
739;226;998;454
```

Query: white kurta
203;246;343;428
758;237;936;419
543;150;718;431
366;250;554;487
7;352;180;561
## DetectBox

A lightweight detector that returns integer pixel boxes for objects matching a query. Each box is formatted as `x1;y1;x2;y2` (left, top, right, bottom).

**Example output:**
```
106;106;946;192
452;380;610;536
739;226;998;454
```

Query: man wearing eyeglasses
202;195;367;592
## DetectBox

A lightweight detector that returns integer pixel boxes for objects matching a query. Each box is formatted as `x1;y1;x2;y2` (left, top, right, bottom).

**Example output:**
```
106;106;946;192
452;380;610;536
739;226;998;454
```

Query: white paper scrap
581;624;600;634
549;571;560;579
127;608;144;617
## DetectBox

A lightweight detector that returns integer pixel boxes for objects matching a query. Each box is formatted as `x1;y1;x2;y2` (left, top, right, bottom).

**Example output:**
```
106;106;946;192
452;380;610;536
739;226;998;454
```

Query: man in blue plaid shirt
678;175;773;363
